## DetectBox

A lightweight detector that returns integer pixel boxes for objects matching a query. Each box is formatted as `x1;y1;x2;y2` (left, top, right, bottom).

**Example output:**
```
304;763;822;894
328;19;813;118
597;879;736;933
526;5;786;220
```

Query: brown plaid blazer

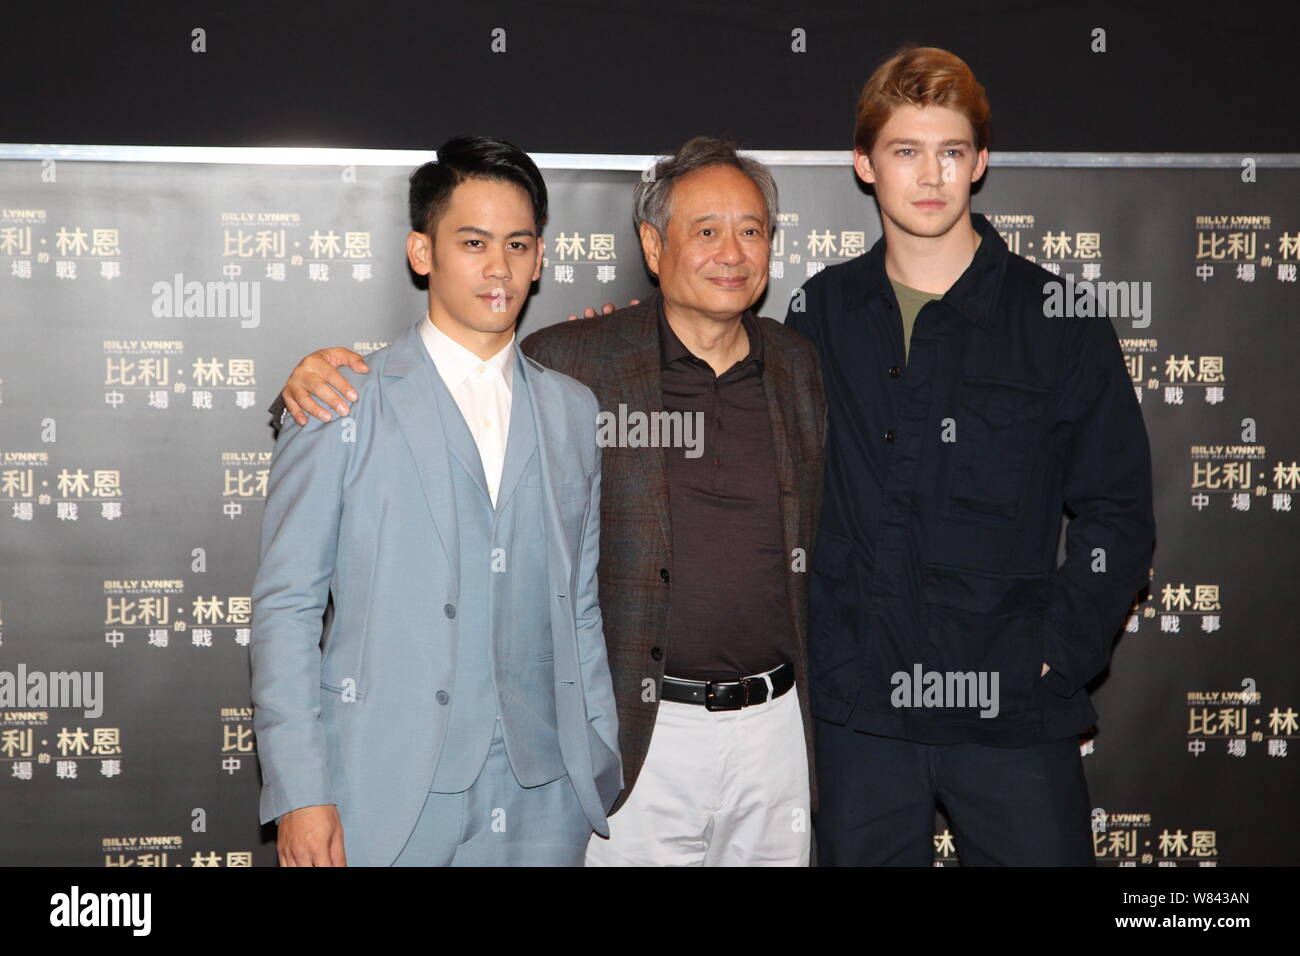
522;291;827;813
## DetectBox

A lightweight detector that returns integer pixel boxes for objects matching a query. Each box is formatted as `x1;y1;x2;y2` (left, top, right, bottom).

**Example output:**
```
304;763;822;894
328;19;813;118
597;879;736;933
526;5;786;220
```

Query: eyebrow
882;138;973;148
689;213;766;225
454;226;537;239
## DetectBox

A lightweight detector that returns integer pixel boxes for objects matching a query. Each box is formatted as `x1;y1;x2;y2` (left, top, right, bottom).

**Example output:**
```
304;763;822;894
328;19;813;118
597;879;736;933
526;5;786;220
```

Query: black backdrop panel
0;153;1296;865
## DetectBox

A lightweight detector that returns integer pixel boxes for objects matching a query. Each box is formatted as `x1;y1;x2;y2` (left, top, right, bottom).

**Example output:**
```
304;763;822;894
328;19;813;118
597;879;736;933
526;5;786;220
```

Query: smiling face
639;164;770;323
406;176;543;353
854;103;989;240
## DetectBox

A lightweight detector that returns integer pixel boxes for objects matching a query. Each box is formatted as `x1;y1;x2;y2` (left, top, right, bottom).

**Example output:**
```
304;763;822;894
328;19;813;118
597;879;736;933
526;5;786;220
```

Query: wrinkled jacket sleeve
250;400;354;824
1042;315;1155;698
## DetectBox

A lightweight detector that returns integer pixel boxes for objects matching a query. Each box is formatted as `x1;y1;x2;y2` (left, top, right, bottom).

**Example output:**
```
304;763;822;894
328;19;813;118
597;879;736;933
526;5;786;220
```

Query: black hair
408;135;548;243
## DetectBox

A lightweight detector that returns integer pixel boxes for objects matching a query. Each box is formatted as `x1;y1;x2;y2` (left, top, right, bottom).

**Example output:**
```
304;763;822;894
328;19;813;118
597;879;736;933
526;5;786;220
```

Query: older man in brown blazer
273;136;825;865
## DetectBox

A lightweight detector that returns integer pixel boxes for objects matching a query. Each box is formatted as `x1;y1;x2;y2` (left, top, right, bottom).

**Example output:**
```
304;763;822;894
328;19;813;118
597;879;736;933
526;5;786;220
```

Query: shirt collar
654;289;764;372
419;313;515;393
853;212;1008;327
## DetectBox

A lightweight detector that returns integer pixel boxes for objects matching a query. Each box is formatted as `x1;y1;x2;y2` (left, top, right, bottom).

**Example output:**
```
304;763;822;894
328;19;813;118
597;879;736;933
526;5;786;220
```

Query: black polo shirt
655;294;794;682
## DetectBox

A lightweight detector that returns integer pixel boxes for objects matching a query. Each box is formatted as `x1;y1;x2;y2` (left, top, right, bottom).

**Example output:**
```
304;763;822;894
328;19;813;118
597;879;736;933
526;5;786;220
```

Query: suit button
443;603;456;619
659;568;670;583
650;646;663;661
436;690;449;705
884;429;895;442
889;365;902;377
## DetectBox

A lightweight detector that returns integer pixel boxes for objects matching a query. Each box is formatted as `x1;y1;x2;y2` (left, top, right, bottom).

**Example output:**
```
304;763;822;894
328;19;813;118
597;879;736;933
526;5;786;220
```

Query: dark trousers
813;718;1095;866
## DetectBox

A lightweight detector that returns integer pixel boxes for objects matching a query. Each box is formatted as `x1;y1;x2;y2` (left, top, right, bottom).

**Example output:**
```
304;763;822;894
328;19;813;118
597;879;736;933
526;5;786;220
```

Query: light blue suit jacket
250;316;622;866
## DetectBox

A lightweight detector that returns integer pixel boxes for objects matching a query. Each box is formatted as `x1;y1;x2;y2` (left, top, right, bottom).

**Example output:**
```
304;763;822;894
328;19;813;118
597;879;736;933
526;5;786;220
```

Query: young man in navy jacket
787;45;1155;866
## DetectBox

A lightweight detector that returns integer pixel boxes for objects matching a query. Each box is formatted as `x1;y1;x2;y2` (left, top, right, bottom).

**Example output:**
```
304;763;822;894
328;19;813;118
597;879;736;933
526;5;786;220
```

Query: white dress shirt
419;314;515;507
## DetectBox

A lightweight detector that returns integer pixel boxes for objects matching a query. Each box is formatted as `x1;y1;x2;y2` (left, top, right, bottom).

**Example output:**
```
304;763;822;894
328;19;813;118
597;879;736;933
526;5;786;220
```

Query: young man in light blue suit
250;136;622;867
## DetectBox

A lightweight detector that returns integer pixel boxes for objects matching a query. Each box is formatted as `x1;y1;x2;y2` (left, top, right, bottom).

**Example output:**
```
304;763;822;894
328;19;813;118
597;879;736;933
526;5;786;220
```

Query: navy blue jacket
785;212;1155;745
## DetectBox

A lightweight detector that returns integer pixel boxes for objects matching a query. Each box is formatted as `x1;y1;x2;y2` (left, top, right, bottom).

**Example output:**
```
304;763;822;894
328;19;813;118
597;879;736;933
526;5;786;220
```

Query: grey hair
633;136;778;245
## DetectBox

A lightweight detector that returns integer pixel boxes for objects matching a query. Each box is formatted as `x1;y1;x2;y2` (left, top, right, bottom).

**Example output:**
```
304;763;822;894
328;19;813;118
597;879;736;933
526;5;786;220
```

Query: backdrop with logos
0;148;1296;865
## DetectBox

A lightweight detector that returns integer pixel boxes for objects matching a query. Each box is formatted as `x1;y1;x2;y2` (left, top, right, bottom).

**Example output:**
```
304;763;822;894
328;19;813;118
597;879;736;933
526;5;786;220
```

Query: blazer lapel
494;345;538;513
612;297;672;561
384;317;461;588
522;354;573;594
759;323;801;599
430;371;492;507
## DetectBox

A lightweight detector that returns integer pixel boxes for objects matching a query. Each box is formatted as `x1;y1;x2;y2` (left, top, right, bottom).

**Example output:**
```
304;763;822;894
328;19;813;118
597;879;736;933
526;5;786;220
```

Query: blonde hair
853;45;991;156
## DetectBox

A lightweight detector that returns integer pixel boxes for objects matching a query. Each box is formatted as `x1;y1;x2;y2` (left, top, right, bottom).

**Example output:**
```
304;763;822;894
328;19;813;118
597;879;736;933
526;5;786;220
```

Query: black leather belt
661;661;795;711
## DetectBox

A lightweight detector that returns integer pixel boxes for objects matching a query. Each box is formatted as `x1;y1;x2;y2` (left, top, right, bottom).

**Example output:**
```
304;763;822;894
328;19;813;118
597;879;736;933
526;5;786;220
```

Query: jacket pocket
919;563;1048;718
319;679;365;702
945;377;1049;526
320;628;367;699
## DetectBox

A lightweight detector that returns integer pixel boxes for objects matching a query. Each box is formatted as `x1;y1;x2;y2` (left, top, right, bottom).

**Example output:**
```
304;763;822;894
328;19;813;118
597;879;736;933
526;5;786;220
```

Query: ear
853;148;876;185
531;235;544;283
406;230;432;276
971;146;989;184
638;221;662;277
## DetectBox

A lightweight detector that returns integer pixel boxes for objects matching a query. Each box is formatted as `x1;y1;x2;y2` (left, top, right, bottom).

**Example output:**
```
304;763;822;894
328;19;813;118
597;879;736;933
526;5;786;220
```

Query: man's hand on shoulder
282;348;370;427
565;298;640;322
276;804;347;866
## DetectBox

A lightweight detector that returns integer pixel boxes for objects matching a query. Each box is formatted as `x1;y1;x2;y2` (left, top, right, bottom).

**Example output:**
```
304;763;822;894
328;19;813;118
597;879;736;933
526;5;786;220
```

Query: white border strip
0;144;1298;169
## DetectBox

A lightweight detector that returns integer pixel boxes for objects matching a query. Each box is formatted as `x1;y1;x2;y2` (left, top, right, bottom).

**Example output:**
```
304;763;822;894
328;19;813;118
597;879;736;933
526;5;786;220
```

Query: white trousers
585;681;810;866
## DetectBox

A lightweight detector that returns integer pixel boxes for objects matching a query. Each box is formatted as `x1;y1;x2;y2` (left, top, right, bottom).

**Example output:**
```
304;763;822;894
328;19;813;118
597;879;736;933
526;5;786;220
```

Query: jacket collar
388;314;545;383
615;287;777;367
852;211;1007;328
652;288;765;372
599;289;805;586
380;317;556;591
418;312;516;395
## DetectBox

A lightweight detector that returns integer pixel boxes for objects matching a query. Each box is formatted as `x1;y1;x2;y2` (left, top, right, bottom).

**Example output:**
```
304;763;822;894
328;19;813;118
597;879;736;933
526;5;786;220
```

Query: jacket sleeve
1041;315;1155;698
573;391;623;791
249;397;355;825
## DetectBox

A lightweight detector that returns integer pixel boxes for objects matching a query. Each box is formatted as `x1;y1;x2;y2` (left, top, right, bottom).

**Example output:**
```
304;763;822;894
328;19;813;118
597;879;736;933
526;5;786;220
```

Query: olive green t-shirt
889;277;944;364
